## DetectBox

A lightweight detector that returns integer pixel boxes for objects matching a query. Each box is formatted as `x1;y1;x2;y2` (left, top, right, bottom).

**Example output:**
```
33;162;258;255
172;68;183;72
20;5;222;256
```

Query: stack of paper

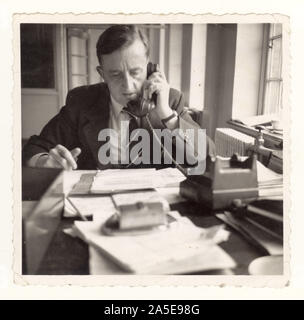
90;168;186;194
91;169;156;193
209;155;283;198
245;199;283;240
257;161;283;198
73;211;236;274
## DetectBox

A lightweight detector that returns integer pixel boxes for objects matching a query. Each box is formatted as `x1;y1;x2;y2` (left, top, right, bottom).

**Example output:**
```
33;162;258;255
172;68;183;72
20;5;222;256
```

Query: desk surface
24;201;262;276
22;170;264;275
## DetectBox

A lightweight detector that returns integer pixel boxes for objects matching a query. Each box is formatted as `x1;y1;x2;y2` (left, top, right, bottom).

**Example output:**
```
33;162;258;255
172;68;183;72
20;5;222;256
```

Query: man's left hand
144;70;172;120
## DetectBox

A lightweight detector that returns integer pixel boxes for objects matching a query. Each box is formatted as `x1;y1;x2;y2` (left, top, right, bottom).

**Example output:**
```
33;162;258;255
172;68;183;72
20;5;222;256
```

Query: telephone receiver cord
145;114;187;177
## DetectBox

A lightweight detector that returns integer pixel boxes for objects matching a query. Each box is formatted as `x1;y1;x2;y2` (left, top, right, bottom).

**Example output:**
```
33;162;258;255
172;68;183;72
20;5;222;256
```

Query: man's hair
96;25;149;65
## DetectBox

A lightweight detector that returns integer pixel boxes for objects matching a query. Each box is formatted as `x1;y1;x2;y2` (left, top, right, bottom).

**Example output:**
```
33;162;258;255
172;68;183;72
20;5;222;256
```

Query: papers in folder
90;168;186;194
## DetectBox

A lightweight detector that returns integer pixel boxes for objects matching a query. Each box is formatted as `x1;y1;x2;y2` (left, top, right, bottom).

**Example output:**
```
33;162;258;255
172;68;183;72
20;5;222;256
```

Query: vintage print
14;14;289;286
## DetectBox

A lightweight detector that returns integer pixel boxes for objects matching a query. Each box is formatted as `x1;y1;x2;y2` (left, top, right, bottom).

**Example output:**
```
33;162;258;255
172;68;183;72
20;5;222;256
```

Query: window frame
258;23;283;115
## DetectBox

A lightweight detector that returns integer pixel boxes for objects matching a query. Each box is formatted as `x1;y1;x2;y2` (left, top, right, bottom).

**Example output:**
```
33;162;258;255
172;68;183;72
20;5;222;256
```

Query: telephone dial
126;62;159;118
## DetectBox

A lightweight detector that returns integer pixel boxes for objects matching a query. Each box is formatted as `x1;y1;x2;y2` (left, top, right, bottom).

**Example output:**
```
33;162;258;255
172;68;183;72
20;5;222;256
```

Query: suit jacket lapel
82;84;111;169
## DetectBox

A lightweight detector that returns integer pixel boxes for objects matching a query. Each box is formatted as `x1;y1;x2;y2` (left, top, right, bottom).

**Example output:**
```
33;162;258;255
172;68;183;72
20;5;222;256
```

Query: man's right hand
36;145;81;170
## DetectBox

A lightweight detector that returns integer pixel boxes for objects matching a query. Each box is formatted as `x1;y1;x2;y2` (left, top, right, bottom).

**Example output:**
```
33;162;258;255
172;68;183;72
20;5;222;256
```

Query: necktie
122;109;140;167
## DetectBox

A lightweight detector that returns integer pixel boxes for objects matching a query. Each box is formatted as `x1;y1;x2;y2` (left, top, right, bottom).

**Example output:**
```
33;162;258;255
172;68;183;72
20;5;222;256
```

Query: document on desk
90;168;186;194
66;189;171;220
73;212;236;275
67;195;116;220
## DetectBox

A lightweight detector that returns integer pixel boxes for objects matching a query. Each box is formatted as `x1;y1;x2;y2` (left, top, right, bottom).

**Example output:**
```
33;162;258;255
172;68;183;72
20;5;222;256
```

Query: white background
0;0;303;299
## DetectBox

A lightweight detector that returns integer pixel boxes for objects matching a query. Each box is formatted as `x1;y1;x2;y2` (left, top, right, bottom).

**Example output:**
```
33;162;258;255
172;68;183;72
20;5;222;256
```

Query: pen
66;196;88;221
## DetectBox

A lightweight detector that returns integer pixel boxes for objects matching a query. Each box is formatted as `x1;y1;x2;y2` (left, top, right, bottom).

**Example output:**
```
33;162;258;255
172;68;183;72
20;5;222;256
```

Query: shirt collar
110;95;125;118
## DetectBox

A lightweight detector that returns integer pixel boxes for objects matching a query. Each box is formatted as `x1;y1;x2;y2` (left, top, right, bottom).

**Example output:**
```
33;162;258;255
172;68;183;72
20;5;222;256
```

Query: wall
203;24;265;139
165;24;207;109
21;91;59;138
165;24;183;92
148;27;161;65
203;24;237;139
188;24;207;110
232;24;264;119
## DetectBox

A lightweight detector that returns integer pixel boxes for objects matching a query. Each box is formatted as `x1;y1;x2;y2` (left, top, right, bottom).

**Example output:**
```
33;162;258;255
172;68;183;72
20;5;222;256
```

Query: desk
22;170;264;275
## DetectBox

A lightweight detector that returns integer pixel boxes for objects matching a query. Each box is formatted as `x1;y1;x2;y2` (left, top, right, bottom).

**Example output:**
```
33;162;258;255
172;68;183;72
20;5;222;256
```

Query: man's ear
96;66;104;80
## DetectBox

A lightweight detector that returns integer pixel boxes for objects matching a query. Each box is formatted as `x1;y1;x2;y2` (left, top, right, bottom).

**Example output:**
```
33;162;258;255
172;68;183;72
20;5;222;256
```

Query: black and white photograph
15;15;288;285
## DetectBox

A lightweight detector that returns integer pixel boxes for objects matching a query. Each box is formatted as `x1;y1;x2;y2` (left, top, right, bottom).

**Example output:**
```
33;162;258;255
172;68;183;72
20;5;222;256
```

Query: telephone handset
125;62;188;177
126;62;159;118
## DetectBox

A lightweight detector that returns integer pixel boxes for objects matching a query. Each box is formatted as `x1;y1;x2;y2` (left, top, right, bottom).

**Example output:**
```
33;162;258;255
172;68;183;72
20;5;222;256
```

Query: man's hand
36;145;81;170
144;70;172;120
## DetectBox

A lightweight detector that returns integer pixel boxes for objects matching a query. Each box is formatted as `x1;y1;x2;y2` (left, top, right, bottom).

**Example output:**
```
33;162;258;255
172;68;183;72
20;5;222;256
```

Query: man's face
99;39;148;106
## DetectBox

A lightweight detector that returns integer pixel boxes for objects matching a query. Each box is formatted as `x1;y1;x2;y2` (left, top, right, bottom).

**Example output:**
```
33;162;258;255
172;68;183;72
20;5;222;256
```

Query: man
23;25;212;171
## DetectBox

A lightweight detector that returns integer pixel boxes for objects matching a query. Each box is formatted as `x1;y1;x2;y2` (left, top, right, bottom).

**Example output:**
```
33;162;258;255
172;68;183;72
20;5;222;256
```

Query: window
261;24;283;115
67;28;89;90
21;24;56;89
228;23;283;162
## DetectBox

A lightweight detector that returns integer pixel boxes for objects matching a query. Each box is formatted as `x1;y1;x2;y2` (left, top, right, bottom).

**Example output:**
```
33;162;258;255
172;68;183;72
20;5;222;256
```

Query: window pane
67;28;89;90
263;23;283;115
21;24;55;88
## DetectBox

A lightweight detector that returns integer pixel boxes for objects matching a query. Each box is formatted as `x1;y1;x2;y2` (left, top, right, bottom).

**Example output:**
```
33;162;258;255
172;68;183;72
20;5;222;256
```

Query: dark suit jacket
23;83;213;170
